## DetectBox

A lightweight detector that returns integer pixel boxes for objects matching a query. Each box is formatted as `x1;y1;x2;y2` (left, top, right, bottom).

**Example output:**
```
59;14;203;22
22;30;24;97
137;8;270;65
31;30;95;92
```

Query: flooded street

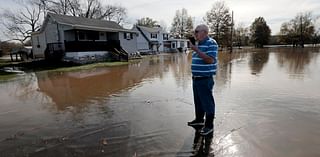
0;48;320;157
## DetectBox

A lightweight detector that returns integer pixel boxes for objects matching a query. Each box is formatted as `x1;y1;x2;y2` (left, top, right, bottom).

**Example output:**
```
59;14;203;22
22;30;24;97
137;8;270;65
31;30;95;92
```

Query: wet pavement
0;48;320;157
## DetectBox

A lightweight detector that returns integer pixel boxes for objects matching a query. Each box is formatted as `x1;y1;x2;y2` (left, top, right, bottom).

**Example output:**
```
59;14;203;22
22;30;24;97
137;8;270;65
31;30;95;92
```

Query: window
151;33;157;39
124;32;132;40
78;31;99;41
87;31;99;40
163;34;169;40
171;42;176;49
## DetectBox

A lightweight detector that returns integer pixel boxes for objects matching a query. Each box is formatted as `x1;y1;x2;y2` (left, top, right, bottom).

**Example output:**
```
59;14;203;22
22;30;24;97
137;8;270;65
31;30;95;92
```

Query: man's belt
192;76;212;80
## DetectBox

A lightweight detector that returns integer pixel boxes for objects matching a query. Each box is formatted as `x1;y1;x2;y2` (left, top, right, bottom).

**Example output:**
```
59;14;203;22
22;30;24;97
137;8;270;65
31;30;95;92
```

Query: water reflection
35;54;191;111
249;50;269;75
275;48;319;78
215;51;248;88
191;126;214;156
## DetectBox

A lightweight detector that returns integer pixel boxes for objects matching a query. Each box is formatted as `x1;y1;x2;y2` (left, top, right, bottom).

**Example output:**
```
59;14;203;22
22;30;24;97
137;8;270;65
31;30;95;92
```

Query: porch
64;40;121;52
46;40;128;62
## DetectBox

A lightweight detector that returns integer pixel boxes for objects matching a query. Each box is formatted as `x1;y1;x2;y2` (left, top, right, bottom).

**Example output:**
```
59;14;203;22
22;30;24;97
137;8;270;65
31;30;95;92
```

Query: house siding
31;33;46;58
45;18;60;44
119;32;138;54
132;27;149;51
32;18;68;58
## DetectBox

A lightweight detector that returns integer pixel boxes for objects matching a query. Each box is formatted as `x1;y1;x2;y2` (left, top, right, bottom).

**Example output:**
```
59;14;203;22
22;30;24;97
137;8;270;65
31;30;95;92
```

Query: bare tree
170;8;194;39
101;4;127;24
234;23;249;47
80;0;101;18
33;0;127;23
102;5;126;24
1;0;42;44
159;20;168;32
38;0;81;16
279;12;315;47
0;0;128;43
204;1;232;47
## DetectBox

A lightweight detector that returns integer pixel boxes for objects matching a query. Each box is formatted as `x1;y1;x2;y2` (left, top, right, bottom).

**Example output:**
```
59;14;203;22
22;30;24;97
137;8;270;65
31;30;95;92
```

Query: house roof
136;25;168;33
33;13;138;34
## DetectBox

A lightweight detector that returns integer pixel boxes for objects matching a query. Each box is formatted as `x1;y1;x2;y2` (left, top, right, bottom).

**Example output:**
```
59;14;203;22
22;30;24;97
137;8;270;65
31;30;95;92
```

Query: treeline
115;1;320;49
170;1;319;48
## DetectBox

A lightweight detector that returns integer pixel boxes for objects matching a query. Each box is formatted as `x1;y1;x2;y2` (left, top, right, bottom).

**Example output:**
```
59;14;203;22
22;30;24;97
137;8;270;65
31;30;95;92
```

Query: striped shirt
191;36;218;77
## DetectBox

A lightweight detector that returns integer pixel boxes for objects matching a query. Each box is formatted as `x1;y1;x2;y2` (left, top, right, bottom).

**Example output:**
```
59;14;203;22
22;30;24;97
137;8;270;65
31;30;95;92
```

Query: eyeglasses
194;30;202;34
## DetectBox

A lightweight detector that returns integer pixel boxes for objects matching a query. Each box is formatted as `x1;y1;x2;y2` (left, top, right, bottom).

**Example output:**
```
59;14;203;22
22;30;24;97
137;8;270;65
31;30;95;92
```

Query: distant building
167;39;188;53
132;25;188;53
31;13;138;63
132;25;169;53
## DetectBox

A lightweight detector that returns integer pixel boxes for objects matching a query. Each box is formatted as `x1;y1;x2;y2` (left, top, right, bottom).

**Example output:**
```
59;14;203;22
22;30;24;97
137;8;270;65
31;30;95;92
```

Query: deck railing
64;40;121;52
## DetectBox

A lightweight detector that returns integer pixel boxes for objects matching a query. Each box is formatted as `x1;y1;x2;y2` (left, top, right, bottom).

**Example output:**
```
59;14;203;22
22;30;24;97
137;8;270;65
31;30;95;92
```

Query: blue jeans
192;77;215;128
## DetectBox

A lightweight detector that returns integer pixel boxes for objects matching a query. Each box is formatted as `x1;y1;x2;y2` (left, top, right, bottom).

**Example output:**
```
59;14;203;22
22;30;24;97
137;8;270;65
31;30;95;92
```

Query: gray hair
196;24;209;33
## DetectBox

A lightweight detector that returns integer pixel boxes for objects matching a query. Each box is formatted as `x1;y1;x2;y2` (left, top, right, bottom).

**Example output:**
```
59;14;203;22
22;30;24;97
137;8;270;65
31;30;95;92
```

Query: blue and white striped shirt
191;37;218;77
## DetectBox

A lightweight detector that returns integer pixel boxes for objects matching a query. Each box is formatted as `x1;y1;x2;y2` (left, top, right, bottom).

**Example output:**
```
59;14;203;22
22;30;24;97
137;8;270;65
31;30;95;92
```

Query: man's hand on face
189;41;199;53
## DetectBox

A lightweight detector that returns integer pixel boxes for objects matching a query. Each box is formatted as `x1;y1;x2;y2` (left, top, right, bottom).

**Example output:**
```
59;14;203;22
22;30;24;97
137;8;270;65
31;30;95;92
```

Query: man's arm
189;42;215;64
195;50;214;64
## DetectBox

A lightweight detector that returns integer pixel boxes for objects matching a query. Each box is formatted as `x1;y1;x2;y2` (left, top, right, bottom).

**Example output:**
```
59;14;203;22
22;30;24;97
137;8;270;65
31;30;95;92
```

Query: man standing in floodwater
188;24;218;136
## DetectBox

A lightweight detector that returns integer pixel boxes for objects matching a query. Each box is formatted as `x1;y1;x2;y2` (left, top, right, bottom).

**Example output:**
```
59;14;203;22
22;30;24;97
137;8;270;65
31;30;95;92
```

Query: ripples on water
0;48;320;157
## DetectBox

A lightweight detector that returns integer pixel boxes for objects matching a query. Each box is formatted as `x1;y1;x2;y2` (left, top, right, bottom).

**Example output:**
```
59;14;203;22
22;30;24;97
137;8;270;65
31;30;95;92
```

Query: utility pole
300;15;304;48
181;16;183;39
230;11;234;52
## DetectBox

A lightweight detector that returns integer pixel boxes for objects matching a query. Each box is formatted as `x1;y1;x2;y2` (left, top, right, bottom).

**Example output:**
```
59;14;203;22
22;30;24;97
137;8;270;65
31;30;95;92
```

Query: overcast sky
107;0;320;34
1;0;320;41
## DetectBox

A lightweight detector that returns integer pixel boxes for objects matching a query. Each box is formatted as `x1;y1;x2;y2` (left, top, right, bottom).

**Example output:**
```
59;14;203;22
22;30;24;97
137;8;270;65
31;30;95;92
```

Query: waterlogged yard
0;48;320;157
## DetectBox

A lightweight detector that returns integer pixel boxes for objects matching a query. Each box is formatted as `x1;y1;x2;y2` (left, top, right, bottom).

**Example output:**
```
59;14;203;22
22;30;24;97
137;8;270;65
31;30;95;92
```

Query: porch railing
64;40;121;52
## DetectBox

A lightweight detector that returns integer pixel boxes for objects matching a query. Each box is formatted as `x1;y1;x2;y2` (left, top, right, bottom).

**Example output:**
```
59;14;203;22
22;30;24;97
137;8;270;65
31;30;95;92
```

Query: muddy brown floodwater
0;47;320;157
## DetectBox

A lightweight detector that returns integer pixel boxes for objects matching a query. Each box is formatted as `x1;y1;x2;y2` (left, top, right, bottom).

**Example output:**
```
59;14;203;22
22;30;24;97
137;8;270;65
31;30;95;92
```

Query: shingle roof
137;25;163;33
47;13;137;33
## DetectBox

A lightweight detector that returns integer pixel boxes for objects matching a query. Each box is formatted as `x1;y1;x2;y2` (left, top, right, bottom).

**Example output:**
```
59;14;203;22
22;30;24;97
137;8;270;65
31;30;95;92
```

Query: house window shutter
130;33;133;39
124;33;126;39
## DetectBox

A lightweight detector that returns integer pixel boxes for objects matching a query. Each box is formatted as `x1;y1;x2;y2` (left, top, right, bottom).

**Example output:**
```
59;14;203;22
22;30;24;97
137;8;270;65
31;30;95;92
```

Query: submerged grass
0;71;17;81
0;54;159;80
0;59;14;67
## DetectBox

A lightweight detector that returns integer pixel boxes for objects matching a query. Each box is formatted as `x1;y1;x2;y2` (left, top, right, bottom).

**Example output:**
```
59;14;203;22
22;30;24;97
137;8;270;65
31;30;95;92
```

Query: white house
167;39;189;52
132;25;189;53
132;25;170;53
31;13;139;63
